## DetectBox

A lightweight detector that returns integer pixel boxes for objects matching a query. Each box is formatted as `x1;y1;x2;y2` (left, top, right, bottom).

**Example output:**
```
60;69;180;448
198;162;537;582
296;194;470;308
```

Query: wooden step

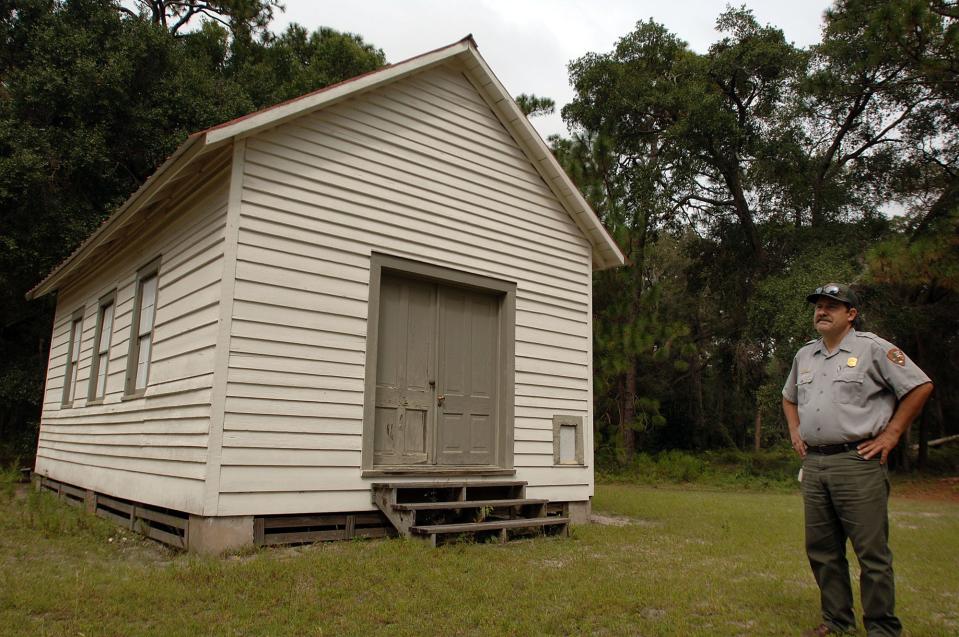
391;498;547;511
371;480;526;490
411;516;569;536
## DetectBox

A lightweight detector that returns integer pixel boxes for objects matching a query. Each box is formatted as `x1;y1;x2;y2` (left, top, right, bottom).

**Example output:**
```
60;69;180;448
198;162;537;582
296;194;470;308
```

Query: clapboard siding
39;440;208;463
240;143;587;268
38;447;206;480
34;171;230;514
42;400;212;426
217;490;369;516
41;418;211;436
237;238;370;280
228;361;364;385
221;448;360;467
515;406;588;419
217;64;593;512
515;427;554;443
264;119;582;244
223;397;360;419
222;430;360;449
42;432;209;447
516;356;588;378
229;329;366;360
34;461;203;513
224;413;360;434
238;183;588;300
516;370;590;390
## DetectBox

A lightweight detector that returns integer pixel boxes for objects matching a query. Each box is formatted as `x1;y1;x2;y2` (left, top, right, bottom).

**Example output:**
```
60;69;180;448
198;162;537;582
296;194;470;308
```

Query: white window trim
88;290;116;403
61;309;85;407
125;258;161;398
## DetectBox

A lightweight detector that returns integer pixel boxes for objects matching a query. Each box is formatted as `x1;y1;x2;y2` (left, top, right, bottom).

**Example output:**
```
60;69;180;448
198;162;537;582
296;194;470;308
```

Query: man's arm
783;398;806;458
858;382;935;464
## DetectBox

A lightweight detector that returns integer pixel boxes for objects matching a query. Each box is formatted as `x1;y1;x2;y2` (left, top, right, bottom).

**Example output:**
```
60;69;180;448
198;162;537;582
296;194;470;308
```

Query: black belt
807;439;869;455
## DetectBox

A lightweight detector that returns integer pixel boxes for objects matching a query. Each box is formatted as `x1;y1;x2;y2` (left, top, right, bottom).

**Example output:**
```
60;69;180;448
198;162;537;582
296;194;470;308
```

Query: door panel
373;275;434;465
372;273;501;467
436;287;497;465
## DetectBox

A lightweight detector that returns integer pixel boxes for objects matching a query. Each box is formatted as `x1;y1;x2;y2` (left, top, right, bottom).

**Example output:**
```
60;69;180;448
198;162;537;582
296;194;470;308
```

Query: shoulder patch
887;348;906;366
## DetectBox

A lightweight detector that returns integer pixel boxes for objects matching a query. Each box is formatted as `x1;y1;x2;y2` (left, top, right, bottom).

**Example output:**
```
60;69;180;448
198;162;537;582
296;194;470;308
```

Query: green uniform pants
801;450;900;637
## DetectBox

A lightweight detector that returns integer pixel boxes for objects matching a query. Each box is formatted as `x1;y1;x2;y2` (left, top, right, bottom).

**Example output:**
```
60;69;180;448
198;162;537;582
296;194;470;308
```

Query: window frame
125;258;161;398
61;308;85;408
87;290;117;403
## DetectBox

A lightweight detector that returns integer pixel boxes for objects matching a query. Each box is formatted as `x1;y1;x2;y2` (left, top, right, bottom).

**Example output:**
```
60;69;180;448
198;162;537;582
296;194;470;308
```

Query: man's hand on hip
857;431;900;464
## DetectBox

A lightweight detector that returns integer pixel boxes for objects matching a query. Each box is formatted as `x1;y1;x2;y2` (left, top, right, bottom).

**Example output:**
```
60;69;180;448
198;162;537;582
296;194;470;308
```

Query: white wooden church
28;37;624;551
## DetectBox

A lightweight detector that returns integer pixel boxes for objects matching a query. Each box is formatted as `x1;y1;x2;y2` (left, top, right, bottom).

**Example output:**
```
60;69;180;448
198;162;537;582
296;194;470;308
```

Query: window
126;260;160;396
61;310;84;406
553;415;584;465
88;292;116;401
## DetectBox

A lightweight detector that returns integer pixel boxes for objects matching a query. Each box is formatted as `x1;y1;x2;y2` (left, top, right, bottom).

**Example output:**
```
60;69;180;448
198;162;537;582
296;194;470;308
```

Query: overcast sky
272;0;835;139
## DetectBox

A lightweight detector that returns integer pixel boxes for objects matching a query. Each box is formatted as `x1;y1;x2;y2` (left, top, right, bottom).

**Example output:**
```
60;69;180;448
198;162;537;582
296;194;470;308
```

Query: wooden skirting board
31;475;579;551
32;474;396;551
254;511;395;546
37;475;189;549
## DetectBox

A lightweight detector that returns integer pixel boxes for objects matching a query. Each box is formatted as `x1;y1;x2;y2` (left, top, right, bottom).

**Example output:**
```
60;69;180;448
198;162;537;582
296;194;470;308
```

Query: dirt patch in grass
894;476;959;503
590;512;660;527
590;513;635;526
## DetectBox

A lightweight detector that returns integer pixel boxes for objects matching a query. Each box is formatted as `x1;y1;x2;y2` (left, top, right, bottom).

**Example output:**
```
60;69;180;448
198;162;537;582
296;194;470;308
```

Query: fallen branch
912;433;959;450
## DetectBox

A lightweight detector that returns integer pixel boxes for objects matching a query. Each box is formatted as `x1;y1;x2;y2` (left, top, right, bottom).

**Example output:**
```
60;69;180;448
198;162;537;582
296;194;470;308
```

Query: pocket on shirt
833;371;864;405
797;373;814;405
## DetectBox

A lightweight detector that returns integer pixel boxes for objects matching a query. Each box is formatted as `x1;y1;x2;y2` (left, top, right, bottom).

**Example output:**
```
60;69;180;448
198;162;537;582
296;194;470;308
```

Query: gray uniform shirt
782;329;931;446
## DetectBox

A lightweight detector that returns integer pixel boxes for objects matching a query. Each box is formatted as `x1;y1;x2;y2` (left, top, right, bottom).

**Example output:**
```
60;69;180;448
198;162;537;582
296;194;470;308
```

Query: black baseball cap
806;283;859;308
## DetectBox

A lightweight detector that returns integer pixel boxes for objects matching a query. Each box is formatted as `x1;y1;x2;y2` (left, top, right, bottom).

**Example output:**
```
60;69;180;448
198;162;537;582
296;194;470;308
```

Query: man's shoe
802;625;838;637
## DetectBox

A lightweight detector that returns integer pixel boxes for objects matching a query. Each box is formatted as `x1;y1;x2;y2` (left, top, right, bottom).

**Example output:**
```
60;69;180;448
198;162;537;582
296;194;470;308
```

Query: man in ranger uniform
782;283;933;637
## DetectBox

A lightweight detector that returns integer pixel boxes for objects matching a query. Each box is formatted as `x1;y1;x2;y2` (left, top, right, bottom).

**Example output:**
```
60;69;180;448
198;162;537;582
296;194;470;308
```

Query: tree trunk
690;355;706;447
623;361;637;460
911;176;959;239
899;428;911;472
917;406;929;471
914;336;930;471
753;409;762;451
621;215;648;462
717;161;765;264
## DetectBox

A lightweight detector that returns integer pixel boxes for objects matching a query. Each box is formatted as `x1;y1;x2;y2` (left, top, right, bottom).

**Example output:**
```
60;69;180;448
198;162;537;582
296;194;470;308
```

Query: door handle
437;394;445;406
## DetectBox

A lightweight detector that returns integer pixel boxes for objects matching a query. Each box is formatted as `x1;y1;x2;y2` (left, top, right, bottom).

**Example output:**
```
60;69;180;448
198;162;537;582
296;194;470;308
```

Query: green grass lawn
2;483;957;637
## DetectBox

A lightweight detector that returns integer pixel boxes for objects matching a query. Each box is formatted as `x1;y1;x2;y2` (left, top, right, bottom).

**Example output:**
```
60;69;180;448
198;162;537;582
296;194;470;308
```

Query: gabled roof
27;36;624;300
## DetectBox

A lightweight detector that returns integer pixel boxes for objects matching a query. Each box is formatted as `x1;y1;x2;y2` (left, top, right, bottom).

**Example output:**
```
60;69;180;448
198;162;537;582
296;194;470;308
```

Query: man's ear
847;306;858;325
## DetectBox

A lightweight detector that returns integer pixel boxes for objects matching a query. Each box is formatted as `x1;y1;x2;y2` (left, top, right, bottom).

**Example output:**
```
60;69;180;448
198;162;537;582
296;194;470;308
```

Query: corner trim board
203;139;245;516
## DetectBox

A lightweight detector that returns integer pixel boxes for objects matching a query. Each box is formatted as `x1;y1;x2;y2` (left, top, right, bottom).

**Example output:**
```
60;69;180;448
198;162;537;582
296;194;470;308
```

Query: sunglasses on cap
813;284;841;296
